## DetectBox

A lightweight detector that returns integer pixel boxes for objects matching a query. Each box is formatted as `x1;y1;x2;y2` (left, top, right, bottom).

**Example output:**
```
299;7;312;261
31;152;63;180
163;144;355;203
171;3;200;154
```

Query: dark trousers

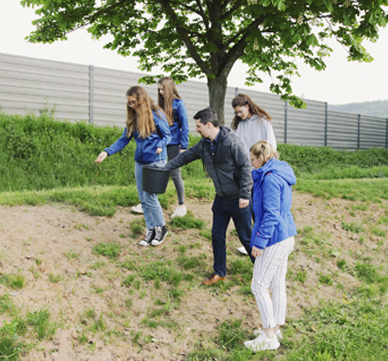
211;195;255;277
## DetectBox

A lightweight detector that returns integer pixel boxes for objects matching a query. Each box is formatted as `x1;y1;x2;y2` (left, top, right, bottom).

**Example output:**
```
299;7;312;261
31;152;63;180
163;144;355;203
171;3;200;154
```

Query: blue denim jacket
168;99;189;149
251;158;297;250
104;110;171;164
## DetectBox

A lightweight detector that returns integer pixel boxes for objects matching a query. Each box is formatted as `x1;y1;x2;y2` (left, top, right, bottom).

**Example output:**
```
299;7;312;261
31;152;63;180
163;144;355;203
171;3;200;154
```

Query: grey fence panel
174;81;210;131
0;53;89;122
327;110;359;150
236;88;285;144
93;67;156;127
1;53;387;150
93;66;211;131
287;99;326;146
360;115;386;149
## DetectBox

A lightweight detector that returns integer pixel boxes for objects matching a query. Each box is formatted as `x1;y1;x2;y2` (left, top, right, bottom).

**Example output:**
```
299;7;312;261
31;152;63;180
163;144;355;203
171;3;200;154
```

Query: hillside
0;188;387;360
329;99;388;118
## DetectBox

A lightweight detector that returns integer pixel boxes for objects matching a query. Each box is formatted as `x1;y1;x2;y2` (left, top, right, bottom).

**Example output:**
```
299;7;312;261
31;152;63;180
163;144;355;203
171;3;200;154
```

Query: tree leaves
21;0;388;118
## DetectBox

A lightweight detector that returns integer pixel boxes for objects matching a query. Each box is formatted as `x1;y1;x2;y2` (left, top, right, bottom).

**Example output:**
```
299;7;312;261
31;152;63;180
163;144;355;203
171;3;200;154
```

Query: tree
22;0;387;122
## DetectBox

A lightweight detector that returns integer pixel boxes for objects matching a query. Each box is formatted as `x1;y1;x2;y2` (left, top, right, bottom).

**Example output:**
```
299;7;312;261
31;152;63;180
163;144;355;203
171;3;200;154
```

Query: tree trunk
207;73;228;126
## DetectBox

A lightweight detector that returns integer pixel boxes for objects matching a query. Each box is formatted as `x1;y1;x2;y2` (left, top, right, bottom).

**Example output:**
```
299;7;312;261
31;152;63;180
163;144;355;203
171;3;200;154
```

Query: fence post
386;119;388;149
324;102;328;147
357;114;361;149
89;65;94;124
284;100;288;144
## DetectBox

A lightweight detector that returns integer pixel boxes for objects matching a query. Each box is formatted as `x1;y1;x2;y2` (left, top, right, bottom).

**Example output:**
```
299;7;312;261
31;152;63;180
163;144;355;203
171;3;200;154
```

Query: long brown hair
126;86;166;138
231;93;272;130
157;77;181;126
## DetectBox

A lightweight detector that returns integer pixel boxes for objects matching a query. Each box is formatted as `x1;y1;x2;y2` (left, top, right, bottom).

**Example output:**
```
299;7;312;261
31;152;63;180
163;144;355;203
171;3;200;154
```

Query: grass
295;178;388;202
92;242;122;259
1;113;388;359
0;274;26;289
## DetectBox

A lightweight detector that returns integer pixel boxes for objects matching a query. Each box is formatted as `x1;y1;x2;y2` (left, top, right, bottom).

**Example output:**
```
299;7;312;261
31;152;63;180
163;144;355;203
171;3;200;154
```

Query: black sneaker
151;226;168;246
139;229;155;247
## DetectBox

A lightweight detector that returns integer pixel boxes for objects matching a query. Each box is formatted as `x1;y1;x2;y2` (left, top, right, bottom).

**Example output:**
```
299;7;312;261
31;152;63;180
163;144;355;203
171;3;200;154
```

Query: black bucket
142;165;171;194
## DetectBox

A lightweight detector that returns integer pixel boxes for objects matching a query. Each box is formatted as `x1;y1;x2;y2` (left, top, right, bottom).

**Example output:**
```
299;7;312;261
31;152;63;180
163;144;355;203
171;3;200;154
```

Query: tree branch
220;0;243;21
219;17;264;75
159;0;212;75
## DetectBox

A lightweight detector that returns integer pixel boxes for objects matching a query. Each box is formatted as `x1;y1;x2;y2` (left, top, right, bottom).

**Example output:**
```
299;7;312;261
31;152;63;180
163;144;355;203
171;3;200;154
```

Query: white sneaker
254;328;283;340
170;205;187;219
237;246;248;255
244;330;280;352
131;204;143;214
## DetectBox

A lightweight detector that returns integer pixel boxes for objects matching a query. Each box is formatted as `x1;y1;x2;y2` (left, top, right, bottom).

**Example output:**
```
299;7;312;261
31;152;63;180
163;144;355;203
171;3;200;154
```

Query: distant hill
329;100;388;118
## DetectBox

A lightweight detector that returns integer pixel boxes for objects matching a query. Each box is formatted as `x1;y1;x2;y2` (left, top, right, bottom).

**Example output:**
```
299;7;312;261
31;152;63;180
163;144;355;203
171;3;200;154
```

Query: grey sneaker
171;205;187;219
131;204;143;214
151;226;168;246
244;330;280;352
138;229;155;247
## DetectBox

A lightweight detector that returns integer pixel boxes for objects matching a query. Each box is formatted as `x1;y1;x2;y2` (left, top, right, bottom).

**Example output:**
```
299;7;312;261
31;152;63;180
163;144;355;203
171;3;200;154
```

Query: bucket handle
155;151;162;168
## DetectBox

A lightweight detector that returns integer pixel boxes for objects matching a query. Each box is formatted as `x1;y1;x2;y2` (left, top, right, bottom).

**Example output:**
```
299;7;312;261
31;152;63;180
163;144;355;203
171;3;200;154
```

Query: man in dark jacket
164;107;254;285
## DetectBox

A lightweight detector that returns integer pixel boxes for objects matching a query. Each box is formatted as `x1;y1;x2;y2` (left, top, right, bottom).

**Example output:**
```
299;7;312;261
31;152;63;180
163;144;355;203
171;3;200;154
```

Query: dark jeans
167;144;185;205
211;195;255;277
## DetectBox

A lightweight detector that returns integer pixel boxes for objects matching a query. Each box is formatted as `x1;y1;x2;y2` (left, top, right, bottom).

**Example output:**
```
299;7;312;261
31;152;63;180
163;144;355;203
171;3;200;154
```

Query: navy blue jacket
168;99;189;149
104;110;171;164
251;158;297;249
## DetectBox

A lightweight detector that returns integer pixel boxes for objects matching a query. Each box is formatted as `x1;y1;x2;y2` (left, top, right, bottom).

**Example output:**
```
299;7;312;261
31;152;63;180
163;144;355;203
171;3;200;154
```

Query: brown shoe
202;274;226;286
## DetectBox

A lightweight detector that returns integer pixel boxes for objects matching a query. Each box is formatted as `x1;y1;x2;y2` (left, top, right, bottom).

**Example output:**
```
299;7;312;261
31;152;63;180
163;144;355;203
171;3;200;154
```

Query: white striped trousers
251;236;295;329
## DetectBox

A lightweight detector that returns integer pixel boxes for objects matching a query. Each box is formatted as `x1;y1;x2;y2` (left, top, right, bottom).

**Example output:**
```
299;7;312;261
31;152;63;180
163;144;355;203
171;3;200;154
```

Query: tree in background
22;0;387;122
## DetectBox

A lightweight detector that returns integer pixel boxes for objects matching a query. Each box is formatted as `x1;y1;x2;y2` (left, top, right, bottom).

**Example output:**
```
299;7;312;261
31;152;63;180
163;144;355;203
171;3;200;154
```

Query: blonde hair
125;86;167;138
231;93;272;130
157;77;181;126
250;140;279;167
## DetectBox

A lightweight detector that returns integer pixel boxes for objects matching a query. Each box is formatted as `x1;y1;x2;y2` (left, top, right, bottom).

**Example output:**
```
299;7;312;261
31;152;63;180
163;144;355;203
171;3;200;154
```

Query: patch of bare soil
0;192;387;361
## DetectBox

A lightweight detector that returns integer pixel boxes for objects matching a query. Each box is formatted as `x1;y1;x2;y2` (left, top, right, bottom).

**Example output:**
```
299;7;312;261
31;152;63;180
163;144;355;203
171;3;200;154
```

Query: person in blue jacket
158;76;190;218
95;86;171;247
131;77;190;219
244;140;297;353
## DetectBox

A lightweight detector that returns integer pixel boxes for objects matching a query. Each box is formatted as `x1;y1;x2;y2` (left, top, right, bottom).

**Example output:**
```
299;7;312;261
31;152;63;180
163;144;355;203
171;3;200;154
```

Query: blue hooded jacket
168;99;190;149
104;110;171;164
251;158;297;250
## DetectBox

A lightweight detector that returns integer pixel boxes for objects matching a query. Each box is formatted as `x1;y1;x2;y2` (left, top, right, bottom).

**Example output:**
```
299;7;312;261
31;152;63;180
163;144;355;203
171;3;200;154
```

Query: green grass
92;242;122;259
341;221;365;233
0;113;205;193
0;274;26;289
2;112;388;360
169;211;205;229
295;178;388;202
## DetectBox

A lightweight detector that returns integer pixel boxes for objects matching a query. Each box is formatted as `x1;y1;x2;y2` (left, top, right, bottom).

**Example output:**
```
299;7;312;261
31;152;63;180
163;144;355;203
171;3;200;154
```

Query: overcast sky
1;0;387;105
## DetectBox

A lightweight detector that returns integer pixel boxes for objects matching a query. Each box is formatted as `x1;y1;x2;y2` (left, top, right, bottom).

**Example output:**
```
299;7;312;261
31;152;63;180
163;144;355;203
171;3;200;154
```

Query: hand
239;198;249;208
156;147;162;154
251;246;263;258
95;151;108;163
180;148;186;154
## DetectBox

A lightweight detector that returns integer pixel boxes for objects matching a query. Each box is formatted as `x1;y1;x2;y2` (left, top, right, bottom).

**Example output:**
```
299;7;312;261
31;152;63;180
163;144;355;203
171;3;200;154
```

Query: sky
0;0;387;105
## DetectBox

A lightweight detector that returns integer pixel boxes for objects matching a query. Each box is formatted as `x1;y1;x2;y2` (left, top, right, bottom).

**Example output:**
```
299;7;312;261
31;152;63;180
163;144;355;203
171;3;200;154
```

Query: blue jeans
135;160;166;230
211;195;254;277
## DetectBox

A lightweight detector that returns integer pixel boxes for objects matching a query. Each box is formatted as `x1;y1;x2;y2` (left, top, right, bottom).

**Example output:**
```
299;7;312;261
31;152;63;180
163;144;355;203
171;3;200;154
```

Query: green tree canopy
22;0;388;121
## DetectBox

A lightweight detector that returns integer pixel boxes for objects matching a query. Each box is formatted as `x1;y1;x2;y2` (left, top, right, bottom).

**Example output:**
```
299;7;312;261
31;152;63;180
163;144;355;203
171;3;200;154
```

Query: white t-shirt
233;114;277;156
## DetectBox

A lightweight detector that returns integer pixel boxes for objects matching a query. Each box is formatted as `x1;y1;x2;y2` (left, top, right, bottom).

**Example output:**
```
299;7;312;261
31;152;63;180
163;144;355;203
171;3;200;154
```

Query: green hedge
1;112;388;192
0;113;204;192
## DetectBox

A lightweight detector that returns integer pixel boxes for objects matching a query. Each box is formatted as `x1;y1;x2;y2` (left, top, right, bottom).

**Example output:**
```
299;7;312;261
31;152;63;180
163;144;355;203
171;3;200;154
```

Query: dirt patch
0;191;387;360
